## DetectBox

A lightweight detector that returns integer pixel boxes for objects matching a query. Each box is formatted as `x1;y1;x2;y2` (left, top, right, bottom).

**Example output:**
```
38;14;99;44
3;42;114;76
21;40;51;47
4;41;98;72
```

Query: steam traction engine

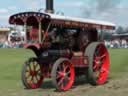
9;0;115;91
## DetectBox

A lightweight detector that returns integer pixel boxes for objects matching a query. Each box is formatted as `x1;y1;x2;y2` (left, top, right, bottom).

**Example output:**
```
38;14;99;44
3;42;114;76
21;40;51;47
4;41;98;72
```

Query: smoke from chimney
83;0;121;18
96;0;121;13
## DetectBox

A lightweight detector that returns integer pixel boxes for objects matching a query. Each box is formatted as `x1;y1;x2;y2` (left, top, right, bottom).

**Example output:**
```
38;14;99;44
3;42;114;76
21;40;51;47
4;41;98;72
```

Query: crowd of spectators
104;39;128;48
0;39;24;48
0;31;128;49
0;32;24;48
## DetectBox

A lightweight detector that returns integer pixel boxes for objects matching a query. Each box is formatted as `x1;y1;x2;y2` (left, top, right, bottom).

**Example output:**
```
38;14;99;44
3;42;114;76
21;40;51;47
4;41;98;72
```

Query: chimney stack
45;0;54;13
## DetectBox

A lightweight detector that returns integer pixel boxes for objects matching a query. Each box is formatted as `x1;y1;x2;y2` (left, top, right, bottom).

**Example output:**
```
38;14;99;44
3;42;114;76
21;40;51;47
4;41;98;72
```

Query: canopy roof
9;11;115;30
9;12;50;26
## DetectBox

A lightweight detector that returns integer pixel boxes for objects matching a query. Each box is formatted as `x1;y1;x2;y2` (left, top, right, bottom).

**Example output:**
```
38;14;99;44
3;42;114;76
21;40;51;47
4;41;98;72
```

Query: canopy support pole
38;21;42;43
100;29;104;42
24;22;27;43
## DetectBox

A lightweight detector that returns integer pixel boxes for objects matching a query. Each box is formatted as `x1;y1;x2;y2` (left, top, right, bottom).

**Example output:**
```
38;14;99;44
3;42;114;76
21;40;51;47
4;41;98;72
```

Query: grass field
0;48;128;96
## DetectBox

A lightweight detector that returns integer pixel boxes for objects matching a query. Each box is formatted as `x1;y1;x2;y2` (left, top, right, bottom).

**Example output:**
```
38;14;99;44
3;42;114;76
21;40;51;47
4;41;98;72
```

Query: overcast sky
0;0;128;27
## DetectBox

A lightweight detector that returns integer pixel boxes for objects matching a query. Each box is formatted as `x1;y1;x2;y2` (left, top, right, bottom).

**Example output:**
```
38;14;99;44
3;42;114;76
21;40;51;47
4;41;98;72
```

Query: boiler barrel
48;50;71;58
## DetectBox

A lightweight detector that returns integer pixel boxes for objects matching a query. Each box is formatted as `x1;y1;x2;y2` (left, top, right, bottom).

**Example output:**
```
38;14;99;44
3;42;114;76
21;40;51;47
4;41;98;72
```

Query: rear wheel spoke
85;43;109;85
62;63;65;70
65;75;70;81
100;54;106;59
52;59;74;91
66;70;70;75
56;71;63;78
56;74;61;79
64;65;68;72
58;78;64;86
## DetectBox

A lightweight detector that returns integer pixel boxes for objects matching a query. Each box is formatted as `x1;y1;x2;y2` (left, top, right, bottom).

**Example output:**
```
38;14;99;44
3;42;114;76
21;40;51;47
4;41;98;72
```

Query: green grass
0;49;39;96
0;48;128;96
109;49;128;78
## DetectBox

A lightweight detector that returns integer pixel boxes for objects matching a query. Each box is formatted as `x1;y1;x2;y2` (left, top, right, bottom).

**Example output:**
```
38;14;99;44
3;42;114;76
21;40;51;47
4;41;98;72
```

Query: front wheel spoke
26;68;30;72
36;68;41;72
27;80;33;85
25;73;31;78
35;75;39;82
35;64;39;70
32;62;35;70
31;62;35;70
37;72;42;76
31;76;34;81
26;75;32;80
28;65;32;71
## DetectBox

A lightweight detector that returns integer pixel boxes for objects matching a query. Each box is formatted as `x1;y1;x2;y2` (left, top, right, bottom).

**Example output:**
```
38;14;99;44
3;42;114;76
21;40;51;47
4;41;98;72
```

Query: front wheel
51;58;75;91
21;57;44;89
85;42;109;85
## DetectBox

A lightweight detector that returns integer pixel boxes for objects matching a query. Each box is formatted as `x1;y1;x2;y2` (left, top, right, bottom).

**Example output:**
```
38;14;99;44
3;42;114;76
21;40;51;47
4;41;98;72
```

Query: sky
0;0;128;27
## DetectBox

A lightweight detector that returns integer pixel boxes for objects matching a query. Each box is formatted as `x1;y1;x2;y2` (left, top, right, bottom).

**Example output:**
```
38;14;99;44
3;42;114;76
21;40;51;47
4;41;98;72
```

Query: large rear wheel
21;57;44;89
85;42;109;85
51;58;75;91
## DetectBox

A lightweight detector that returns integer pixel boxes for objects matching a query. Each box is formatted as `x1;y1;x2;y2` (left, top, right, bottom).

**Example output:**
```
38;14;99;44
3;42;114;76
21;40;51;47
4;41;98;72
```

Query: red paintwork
41;64;51;78
71;52;88;68
93;44;109;84
56;60;74;91
24;43;41;49
9;12;115;30
71;56;88;68
9;12;50;25
29;28;39;41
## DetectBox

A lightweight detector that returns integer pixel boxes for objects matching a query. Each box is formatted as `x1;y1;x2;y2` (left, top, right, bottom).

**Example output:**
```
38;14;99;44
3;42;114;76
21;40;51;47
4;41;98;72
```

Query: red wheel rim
56;61;74;91
93;44;109;84
25;60;43;89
